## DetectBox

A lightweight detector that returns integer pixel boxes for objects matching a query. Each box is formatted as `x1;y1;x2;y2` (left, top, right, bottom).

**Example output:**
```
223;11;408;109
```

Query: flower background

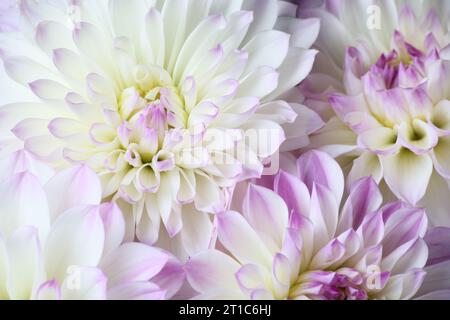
0;0;450;300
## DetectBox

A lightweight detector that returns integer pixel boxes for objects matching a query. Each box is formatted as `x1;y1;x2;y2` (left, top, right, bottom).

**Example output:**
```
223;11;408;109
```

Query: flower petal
217;211;273;267
100;242;168;288
44;206;105;281
6;227;45;300
337;177;382;233
424;227;450;266
179;205;213;256
36;280;61;300
44;165;102;220
381;150;433;205
186;250;241;294
99;202;125;257
243;184;289;251
297;150;344;204
0;172;50;241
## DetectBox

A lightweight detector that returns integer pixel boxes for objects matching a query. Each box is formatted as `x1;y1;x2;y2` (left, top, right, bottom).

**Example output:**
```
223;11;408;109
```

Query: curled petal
381;150;433;205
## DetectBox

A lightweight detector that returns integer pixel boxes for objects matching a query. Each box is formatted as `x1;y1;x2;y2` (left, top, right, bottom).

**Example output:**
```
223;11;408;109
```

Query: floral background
0;0;449;300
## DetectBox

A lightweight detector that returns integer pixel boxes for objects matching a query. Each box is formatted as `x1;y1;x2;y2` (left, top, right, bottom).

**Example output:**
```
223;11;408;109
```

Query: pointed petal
338;177;382;233
0;172;50;240
44;206;105;281
217;211;272;267
243;184;289;250
6;227;44;300
186;250;241;294
44;165;102;220
99;202;125;257
100;243;168;288
297;150;344;204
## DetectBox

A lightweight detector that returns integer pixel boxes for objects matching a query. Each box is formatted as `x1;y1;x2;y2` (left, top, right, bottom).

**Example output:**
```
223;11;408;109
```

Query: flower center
373;45;424;90
114;64;194;169
289;269;370;300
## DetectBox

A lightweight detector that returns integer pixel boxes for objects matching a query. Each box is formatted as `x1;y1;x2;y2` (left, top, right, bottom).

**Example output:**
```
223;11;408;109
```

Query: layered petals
0;0;320;255
187;151;433;300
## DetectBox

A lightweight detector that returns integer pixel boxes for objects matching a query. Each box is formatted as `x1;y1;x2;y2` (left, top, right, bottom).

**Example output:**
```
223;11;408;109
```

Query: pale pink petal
44;206;105;281
274;170;310;227
382;207;428;256
36;280;61;300
0;172;50;241
44;165;102;220
243;184;289;251
99;202;125;257
151;256;185;299
309;183;339;249
379;269;425;300
235;263;268;295
100;242;168;288
217;211;273;266
297;150;344;204
0;149;54;184
186;250;241;294
337;177;382;233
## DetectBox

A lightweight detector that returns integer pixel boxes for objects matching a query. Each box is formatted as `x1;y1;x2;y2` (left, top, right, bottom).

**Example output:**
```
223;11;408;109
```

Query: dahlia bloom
0;0;322;255
186;151;450;300
299;0;450;226
0;150;184;300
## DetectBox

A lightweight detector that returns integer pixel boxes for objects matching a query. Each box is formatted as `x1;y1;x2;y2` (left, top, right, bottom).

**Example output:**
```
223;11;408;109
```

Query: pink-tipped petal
44;164;102;220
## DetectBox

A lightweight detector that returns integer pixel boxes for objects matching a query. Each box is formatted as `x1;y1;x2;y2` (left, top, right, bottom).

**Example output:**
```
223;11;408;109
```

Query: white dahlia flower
299;0;450;226
0;150;184;300
0;0;321;256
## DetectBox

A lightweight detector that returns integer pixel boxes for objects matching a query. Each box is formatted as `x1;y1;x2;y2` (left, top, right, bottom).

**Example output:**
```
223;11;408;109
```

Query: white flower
0;150;184;300
0;0;321;256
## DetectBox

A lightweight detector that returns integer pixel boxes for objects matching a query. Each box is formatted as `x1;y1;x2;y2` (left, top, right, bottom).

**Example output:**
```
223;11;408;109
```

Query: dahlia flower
186;151;450;300
299;0;450;226
0;0;322;255
0;150;184;300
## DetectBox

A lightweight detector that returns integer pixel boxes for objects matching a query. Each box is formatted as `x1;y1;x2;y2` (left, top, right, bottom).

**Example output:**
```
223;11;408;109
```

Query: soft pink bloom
0;150;184;300
299;0;450;226
186;150;450;300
